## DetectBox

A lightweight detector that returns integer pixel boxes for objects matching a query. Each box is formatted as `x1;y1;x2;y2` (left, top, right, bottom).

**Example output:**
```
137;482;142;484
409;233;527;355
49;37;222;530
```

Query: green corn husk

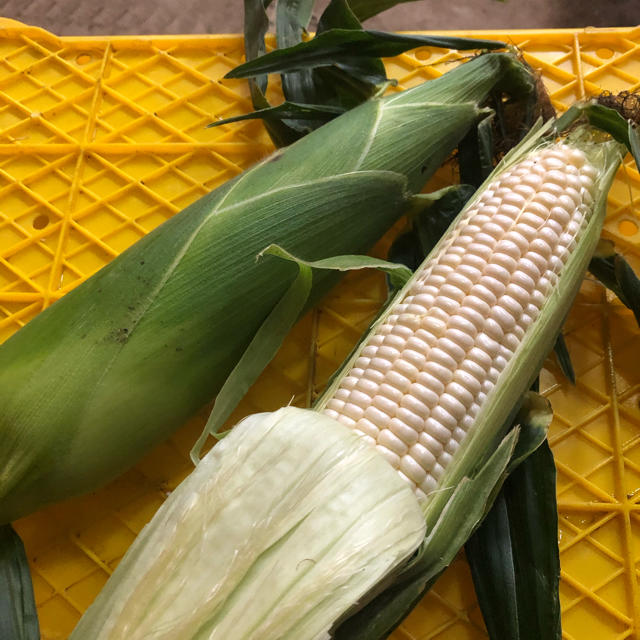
0;52;536;523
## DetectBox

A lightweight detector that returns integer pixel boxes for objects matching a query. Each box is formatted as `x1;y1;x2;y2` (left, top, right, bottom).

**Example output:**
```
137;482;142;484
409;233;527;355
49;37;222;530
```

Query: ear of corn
316;124;622;519
0;52;536;524
70;125;624;639
323;125;625;637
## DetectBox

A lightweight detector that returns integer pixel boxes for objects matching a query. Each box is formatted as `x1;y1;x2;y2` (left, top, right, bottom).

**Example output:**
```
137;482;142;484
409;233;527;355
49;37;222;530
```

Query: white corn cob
323;143;598;501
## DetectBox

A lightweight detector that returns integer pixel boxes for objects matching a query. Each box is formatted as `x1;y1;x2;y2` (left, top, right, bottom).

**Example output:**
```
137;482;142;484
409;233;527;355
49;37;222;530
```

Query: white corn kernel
355;418;380;439
378;429;409;456
364;405;391;429
384;369;412;392
406;444;436;473
400;454;429;485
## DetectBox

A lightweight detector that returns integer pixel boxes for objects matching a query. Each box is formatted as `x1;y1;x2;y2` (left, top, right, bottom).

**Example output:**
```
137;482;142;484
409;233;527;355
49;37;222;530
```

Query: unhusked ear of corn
0;52;536;524
70;127;623;639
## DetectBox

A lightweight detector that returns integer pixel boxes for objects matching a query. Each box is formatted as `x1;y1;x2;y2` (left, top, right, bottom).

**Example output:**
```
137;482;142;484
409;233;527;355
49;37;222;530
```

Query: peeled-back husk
69;407;426;640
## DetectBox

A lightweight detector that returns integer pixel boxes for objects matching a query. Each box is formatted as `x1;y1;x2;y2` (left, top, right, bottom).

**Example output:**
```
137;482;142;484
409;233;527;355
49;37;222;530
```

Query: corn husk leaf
191;244;413;459
226;29;505;81
346;0;423;21
0;526;39;640
243;0;300;145
458;110;495;188
71;407;426;640
0;169;410;522
589;250;640;328
553;333;576;384
191;257;313;461
555;102;629;146
260;243;413;288
467;439;561;640
208;101;346;128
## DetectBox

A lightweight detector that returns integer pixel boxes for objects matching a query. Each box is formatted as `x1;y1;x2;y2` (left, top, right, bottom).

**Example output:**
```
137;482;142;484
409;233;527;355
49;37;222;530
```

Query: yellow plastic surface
1;19;640;639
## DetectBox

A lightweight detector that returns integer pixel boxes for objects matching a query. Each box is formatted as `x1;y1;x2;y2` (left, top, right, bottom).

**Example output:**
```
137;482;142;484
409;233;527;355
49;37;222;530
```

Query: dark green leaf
242;0;301;146
467;440;561;640
207;102;346;129
389;185;474;274
584;103;630;144
226;29;505;79
0;525;39;640
249;88;304;147
317;0;362;33
315;0;388;96
387;229;426;275
310;65;387;109
347;0;427;22
589;254;623;300
243;0;270;94
276;0;314;45
276;0;317;103
615;254;640;327
468;497;519;637
629;122;640;172
414;185;475;257
458;111;495;188
553;333;576;385
589;251;640;328
477;113;496;178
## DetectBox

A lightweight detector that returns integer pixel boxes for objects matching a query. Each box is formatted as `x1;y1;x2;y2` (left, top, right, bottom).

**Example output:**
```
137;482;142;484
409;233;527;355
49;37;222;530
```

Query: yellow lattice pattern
1;18;640;639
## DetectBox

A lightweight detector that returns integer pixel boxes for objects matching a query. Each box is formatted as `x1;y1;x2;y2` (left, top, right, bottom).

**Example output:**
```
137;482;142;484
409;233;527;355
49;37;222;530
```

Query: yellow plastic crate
1;17;640;639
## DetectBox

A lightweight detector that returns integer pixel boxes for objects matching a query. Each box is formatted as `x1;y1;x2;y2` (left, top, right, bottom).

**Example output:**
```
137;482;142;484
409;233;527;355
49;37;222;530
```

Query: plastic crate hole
32;213;49;230
619;219;638;236
414;48;431;61
76;53;92;65
596;48;614;59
